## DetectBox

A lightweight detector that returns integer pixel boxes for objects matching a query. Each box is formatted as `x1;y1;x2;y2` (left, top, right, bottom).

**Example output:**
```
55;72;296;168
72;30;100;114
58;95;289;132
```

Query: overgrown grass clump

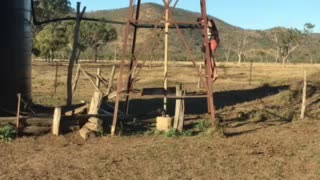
0;124;17;141
164;129;180;138
194;120;211;133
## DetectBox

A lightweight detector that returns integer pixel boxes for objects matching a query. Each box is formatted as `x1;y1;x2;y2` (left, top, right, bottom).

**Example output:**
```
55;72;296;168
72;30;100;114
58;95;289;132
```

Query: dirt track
1;119;320;179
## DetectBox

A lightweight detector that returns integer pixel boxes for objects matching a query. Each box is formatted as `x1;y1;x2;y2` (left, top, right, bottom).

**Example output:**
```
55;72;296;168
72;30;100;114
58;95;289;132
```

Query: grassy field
32;61;320;105
1;61;320;179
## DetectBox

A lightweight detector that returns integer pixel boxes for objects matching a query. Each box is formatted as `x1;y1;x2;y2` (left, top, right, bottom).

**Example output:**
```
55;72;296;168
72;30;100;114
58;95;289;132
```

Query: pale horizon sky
70;0;320;32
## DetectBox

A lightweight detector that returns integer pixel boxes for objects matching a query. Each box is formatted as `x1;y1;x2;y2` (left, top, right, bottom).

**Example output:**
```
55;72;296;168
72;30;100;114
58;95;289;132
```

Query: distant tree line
32;0;117;62
31;1;318;64
219;23;317;64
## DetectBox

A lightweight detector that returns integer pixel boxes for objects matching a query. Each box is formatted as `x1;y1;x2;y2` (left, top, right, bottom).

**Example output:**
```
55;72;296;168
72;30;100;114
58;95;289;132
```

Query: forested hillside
33;2;320;63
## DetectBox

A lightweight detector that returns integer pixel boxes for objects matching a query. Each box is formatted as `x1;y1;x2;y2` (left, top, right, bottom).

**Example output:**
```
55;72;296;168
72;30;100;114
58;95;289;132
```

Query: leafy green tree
303;23;316;63
304;23;315;34
64;21;87;58
80;22;118;62
265;28;304;64
33;0;72;21
32;0;72;58
35;24;69;62
258;28;285;63
32;0;72;37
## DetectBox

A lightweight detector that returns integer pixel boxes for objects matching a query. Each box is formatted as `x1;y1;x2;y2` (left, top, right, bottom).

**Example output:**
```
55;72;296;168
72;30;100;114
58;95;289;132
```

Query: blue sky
70;0;320;32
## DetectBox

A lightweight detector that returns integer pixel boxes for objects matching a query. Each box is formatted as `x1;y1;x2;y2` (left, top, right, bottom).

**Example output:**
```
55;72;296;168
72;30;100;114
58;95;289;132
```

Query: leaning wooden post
96;68;101;88
80;68;104;94
300;70;307;119
52;107;62;136
16;93;21;129
106;65;116;95
66;2;86;106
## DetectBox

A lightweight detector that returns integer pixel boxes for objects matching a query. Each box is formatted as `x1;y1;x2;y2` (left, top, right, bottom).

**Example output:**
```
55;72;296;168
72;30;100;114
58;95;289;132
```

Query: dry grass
32;61;320;106
1;121;320;179
1;60;319;179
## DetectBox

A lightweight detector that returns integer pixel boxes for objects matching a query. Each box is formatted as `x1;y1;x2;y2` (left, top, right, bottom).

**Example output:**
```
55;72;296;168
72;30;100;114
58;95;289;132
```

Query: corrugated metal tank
0;0;32;111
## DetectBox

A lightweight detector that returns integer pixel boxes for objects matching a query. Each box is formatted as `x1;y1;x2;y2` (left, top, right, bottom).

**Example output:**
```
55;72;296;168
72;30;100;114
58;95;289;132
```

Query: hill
84;3;320;63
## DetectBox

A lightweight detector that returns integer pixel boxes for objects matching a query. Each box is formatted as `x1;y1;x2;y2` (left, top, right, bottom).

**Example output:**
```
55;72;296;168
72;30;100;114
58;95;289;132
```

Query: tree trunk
275;47;280;63
224;48;230;62
238;52;242;64
94;47;98;63
281;45;299;66
265;55;268;63
76;49;81;64
66;3;86;106
49;49;53;63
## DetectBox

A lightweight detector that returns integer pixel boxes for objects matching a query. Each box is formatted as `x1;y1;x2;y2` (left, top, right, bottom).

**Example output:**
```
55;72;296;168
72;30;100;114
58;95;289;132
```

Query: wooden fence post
197;64;202;88
52;107;62;136
96;68;101;88
106;65;116;95
16;93;21;129
300;71;307;119
177;90;185;132
174;84;185;131
174;84;182;129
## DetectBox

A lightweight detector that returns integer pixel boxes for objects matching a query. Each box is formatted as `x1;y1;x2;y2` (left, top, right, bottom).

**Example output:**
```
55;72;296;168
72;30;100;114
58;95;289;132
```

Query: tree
35;24;68;62
258;28;281;62
32;0;72;58
236;30;249;63
303;23;316;63
304;23;315;34
221;33;234;62
277;28;303;65
270;29;281;62
80;22;117;62
33;0;72;21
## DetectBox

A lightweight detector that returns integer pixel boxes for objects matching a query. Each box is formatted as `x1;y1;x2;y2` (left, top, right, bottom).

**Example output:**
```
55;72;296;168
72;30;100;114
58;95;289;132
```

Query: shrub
181;130;193;137
0;124;17;141
164;129;180;138
195;120;211;132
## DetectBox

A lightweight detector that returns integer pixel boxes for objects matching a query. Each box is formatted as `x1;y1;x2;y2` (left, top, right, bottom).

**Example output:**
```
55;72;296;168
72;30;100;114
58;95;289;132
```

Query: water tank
0;0;32;111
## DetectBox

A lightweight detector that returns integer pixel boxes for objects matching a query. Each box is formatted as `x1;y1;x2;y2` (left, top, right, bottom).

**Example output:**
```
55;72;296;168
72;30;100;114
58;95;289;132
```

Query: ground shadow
15;85;288;136
112;85;289;135
123;85;289;117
